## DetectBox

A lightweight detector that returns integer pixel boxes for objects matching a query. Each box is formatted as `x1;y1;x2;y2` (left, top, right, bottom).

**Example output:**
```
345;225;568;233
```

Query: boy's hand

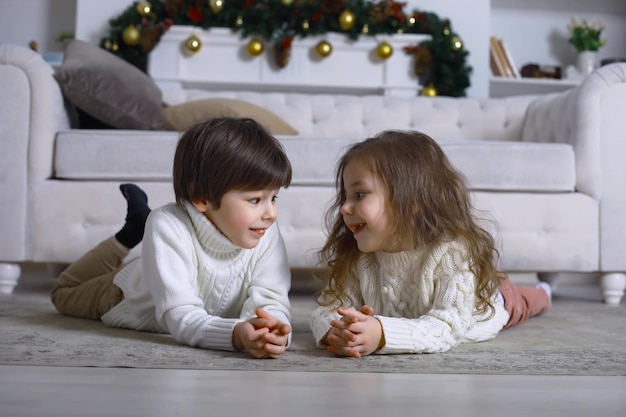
233;321;271;358
251;307;291;336
325;305;384;358
233;308;291;359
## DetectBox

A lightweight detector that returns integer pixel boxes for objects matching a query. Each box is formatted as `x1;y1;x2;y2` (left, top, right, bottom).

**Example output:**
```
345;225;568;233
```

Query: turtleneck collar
183;201;243;257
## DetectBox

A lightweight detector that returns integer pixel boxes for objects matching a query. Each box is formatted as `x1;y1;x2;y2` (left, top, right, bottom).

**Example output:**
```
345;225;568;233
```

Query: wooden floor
1;366;625;417
1;265;625;416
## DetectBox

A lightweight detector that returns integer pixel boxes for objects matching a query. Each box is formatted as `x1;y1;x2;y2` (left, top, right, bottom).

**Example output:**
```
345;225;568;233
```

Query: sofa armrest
522;64;626;199
522;63;626;271
0;45;70;261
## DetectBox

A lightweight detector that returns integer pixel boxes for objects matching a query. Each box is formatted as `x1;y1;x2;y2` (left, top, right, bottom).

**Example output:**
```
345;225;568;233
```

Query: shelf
491;77;579;87
492;0;626;13
489;76;580;97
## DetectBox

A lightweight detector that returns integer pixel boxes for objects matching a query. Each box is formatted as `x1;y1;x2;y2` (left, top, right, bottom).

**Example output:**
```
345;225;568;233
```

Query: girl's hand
326;306;384;358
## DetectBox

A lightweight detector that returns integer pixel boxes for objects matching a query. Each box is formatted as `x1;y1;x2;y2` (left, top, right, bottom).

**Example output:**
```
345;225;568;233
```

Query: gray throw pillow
54;40;164;130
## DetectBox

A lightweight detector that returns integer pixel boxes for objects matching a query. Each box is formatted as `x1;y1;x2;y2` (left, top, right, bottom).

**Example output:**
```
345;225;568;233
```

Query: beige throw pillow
163;98;298;135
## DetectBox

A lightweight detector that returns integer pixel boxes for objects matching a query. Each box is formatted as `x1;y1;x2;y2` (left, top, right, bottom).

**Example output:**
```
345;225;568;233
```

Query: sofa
1;43;625;305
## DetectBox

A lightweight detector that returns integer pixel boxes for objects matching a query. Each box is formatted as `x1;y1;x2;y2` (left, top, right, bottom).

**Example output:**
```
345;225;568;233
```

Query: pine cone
413;47;432;76
274;43;291;69
321;0;344;14
369;4;386;23
165;0;185;17
140;26;163;54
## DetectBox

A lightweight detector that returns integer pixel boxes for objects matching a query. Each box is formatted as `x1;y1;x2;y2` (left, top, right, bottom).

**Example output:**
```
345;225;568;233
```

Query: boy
51;117;292;359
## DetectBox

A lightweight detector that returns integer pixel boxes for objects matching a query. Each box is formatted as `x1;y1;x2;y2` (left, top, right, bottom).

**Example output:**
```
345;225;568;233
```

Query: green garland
100;0;471;97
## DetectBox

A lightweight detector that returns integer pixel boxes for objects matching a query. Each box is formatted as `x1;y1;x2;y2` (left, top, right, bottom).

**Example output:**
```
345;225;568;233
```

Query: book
489;36;511;77
497;38;521;78
489;49;505;76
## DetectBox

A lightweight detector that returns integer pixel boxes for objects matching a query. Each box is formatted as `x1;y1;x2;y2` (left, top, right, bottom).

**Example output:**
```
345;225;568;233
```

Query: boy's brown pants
50;237;127;320
498;272;550;329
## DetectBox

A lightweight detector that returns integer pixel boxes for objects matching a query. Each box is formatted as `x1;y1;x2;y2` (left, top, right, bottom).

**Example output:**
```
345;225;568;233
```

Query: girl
51;117;292;359
310;130;551;357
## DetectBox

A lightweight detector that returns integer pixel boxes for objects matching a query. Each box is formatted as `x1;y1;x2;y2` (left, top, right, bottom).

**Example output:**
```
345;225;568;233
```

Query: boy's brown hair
173;117;292;208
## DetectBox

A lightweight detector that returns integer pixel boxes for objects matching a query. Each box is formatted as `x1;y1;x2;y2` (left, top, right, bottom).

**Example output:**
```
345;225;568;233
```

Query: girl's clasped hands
325;306;384;358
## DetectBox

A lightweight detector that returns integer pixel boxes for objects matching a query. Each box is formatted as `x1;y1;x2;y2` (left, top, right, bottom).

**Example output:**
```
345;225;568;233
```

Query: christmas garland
100;0;471;97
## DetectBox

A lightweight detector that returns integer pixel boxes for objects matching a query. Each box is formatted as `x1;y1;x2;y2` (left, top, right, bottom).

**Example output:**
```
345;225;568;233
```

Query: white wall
0;0;76;53
74;0;131;44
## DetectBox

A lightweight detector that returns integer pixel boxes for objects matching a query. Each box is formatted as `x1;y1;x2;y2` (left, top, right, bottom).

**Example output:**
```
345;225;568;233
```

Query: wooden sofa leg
0;263;21;295
600;273;625;306
537;272;560;290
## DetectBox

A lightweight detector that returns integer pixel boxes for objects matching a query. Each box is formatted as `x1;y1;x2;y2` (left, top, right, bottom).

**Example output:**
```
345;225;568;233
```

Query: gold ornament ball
339;10;356;30
111;42;119;52
209;0;224;13
122;25;141;46
451;36;463;51
247;38;264;57
281;0;293;4
315;40;333;58
136;1;152;17
421;84;438;97
376;41;393;60
184;34;202;54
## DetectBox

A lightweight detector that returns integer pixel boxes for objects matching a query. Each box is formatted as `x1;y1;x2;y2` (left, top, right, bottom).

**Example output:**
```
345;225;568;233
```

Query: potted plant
568;17;605;75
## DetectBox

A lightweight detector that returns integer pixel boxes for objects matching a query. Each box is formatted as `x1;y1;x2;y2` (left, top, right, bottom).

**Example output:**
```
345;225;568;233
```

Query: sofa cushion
54;132;576;192
55;130;179;180
279;138;576;192
54;40;164;130
163;98;298;135
442;141;576;191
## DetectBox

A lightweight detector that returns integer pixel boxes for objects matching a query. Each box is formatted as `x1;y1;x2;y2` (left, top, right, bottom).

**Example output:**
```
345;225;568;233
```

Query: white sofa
1;44;625;305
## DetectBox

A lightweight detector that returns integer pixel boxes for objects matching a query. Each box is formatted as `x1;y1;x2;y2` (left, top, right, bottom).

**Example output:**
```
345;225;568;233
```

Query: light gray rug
1;290;625;376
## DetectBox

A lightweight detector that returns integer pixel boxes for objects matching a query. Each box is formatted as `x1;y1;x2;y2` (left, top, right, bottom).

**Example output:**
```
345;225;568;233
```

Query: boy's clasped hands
324;305;385;358
233;308;291;359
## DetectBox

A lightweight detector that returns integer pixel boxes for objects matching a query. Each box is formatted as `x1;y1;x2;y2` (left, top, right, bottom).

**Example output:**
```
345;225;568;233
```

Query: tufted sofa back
162;89;538;143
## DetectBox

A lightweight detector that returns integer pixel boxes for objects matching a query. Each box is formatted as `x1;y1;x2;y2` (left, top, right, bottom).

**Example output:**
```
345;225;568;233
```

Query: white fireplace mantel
148;26;431;97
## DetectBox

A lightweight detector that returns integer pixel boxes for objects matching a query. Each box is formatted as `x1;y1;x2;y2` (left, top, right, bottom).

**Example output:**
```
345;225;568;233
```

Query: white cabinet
149;27;430;97
489;0;626;97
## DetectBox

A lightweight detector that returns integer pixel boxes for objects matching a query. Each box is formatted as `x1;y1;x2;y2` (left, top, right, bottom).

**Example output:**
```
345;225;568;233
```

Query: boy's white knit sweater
310;241;509;354
102;201;292;351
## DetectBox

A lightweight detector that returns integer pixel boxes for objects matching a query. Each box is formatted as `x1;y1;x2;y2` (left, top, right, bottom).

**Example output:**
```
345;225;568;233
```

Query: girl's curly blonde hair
316;130;504;318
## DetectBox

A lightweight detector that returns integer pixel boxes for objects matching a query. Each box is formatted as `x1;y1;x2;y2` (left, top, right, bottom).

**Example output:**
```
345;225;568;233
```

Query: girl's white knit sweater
310;240;509;354
102;201;292;351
